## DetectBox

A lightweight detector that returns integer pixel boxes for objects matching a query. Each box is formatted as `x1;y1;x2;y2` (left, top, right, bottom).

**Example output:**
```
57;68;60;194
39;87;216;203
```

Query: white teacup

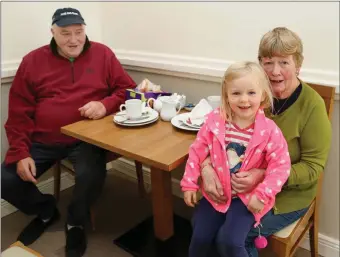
207;95;221;110
119;99;144;120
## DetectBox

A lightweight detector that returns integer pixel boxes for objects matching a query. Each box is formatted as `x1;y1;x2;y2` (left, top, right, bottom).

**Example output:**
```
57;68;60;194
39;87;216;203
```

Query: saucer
113;108;159;126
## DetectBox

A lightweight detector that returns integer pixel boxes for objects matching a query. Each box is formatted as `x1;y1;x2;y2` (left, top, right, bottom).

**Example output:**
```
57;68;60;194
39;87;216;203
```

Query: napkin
189;99;213;126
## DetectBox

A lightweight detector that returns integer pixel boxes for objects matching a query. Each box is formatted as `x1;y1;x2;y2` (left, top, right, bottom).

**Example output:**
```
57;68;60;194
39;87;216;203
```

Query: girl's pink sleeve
253;124;291;204
181;123;211;192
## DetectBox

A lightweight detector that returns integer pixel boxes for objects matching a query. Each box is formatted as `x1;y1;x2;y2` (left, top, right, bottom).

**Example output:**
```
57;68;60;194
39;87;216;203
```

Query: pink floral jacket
180;108;291;226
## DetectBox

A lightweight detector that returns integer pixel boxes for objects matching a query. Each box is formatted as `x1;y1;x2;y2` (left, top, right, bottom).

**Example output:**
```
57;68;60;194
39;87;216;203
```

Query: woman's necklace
272;95;291;116
272;81;301;116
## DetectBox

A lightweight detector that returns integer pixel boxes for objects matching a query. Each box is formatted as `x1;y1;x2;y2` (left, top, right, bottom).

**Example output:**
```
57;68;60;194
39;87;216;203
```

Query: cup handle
119;104;126;112
176;101;182;114
147;98;156;108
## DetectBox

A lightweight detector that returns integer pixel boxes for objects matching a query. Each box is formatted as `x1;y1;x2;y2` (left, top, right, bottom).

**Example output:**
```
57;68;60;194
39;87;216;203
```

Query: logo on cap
60;12;79;16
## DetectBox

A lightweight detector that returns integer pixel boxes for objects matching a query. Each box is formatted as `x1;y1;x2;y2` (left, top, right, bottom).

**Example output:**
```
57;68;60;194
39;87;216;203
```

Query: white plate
113;108;159;126
171;113;200;131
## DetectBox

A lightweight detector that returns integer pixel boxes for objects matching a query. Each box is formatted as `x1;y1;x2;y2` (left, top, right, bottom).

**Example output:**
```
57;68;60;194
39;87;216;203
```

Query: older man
1;7;136;257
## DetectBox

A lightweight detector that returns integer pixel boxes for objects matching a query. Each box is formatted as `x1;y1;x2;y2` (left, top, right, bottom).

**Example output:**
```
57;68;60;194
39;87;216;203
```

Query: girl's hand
184;191;198;207
247;194;264;213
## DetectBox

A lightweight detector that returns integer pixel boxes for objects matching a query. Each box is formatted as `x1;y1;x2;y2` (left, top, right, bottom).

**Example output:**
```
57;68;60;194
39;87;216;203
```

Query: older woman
200;27;332;257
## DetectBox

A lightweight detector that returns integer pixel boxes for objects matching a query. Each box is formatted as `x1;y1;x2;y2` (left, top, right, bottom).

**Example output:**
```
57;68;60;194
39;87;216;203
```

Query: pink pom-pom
254;236;268;249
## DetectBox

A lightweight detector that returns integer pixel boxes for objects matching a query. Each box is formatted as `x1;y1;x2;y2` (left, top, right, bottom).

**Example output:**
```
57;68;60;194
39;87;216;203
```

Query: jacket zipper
71;61;74;83
220;138;232;209
69;58;75;83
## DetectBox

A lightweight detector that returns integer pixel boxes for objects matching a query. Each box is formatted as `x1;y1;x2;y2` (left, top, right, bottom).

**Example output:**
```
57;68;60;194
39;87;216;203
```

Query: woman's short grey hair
258;27;304;68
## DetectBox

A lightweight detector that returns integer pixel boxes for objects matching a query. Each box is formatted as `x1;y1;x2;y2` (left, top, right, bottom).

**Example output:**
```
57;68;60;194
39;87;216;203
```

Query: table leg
150;166;174;241
114;166;192;257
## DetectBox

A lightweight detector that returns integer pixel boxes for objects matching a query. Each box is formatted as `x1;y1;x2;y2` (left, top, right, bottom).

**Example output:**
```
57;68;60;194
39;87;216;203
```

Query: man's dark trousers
1;142;107;226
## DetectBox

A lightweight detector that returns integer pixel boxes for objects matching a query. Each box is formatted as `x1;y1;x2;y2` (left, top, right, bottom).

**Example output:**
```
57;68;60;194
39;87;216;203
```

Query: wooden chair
53;152;146;230
269;83;335;257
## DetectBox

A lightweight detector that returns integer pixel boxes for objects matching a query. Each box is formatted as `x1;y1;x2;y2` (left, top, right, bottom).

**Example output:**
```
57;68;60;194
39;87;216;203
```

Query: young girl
180;61;291;257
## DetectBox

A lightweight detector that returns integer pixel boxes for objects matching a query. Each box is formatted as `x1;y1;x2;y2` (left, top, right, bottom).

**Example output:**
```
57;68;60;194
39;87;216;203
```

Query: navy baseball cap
52;8;86;27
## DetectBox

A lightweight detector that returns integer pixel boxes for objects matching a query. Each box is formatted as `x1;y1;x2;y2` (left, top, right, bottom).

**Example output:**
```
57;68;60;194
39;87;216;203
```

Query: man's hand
247;194;264;213
184;191;198;207
17;157;37;184
231;168;265;193
79;101;107;120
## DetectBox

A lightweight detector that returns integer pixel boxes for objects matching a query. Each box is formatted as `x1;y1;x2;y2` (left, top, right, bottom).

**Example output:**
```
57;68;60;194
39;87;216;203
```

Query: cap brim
55;17;86;27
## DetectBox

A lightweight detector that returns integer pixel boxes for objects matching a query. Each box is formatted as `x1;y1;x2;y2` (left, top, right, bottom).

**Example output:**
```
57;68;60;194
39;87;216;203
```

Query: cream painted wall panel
127;70;222;103
1;2;103;63
102;2;338;72
1;84;10;162
127;69;340;241
320;100;339;240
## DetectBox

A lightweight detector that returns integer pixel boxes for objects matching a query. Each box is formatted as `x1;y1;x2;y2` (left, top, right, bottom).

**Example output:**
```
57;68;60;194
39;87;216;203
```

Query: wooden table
2;241;43;257
61;115;196;241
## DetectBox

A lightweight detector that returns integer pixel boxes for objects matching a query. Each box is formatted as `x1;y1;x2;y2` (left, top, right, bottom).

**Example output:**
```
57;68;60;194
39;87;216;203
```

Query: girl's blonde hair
220;61;273;121
258;27;304;68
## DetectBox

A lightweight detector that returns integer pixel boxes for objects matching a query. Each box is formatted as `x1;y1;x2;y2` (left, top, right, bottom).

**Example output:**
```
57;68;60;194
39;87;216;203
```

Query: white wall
102;2;339;89
2;2;339;88
102;2;338;67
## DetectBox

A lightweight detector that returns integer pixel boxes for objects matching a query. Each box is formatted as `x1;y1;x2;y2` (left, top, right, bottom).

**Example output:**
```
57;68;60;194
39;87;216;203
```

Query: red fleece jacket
5;40;136;165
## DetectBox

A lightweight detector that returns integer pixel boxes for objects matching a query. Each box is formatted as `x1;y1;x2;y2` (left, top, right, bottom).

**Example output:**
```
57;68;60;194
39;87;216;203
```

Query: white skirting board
1;158;339;256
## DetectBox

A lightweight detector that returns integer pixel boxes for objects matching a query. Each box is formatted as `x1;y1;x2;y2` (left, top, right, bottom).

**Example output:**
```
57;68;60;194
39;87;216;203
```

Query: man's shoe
17;208;60;245
65;226;87;257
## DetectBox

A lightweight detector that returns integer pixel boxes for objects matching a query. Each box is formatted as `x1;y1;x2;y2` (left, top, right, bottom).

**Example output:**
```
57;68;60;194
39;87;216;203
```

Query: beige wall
1;82;10;162
320;100;339;240
1;2;103;64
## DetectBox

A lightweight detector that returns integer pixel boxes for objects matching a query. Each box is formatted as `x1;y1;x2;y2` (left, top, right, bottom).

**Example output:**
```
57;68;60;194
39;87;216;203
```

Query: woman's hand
184;191;197;207
247;194;264;213
201;164;227;204
231;168;265;193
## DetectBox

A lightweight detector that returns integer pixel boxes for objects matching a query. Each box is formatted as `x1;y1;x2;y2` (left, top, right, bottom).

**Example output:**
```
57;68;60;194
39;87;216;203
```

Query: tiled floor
1;171;318;257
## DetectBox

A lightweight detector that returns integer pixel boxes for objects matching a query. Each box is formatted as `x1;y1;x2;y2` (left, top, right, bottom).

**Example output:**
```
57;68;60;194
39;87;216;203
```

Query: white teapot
148;96;169;113
147;96;181;121
152;98;163;113
149;94;186;114
159;97;182;121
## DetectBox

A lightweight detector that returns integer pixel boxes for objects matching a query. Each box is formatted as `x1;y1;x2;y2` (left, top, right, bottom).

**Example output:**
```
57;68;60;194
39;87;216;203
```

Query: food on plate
136;79;162;93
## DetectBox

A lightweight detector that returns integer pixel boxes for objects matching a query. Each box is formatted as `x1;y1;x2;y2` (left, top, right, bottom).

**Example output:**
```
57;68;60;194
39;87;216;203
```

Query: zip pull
257;223;263;237
255;223;268;249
